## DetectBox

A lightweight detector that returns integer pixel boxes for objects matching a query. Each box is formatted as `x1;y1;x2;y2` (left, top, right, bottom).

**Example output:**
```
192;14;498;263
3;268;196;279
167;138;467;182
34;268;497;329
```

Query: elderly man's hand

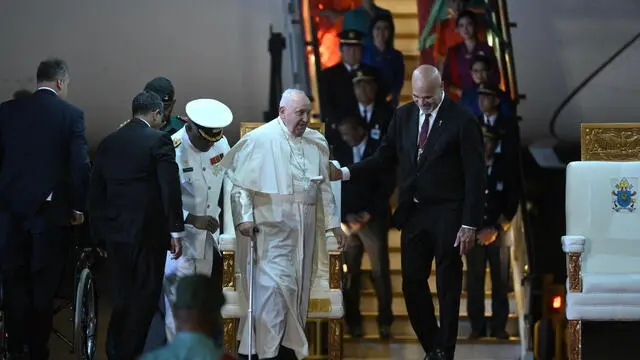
237;221;257;237
329;163;343;181
331;227;348;250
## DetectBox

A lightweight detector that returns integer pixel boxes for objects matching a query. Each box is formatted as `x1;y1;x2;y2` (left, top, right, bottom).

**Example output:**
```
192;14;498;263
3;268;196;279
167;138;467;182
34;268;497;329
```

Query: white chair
562;161;640;360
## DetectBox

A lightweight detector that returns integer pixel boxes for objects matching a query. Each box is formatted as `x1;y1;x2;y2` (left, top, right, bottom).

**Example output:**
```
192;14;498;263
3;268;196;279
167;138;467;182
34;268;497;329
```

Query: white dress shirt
344;63;359;72
359;103;374;124
352;137;367;163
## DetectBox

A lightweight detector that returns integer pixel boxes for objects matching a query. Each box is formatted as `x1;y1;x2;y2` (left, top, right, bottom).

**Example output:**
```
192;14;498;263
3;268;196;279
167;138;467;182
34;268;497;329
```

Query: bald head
411;65;444;114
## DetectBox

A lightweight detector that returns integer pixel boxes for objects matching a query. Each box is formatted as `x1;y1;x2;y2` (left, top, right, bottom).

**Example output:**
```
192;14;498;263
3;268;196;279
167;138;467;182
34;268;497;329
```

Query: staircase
342;1;522;359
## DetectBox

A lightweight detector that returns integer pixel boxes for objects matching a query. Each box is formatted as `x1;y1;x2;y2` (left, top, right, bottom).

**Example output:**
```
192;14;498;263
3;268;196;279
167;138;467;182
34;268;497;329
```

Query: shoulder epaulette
176;115;189;123
118;119;131;128
173;137;182;148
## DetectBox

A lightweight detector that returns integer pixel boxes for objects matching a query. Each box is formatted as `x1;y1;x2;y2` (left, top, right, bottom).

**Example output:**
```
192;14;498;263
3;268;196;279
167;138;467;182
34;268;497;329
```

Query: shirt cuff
461;225;476;230
340;167;351;181
72;210;83;215
171;232;185;238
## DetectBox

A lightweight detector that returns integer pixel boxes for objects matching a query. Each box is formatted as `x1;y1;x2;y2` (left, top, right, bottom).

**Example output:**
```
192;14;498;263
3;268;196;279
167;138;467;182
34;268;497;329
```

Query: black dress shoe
425;349;445;360
468;329;484;340
491;329;510;339
348;324;363;338
379;325;391;340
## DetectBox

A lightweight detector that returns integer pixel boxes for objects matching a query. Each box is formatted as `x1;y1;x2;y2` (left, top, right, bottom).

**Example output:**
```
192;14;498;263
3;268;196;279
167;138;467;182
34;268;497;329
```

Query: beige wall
0;0;292;148
508;0;640;143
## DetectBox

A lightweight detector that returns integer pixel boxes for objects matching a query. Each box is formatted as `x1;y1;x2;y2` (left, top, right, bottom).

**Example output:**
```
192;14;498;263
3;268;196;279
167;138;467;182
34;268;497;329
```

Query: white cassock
221;118;340;359
163;127;230;340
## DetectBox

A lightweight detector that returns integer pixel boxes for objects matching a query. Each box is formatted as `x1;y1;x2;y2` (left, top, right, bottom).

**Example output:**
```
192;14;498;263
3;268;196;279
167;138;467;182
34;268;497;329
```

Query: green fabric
139;332;223;360
161;115;186;135
418;0;503;52
173;274;225;311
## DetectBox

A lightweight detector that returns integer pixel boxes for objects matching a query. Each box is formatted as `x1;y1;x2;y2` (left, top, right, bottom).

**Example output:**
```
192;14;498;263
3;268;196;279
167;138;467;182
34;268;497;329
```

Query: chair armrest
562;235;586;253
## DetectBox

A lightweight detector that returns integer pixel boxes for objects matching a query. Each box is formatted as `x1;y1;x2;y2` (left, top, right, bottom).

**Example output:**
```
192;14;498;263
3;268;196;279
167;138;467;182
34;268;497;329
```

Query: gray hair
279;88;308;107
36;58;69;83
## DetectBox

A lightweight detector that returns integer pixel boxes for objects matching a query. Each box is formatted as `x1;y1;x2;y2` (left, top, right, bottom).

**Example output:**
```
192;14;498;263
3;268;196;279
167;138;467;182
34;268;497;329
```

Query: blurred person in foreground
90;91;184;360
139;274;233;360
221;89;347;360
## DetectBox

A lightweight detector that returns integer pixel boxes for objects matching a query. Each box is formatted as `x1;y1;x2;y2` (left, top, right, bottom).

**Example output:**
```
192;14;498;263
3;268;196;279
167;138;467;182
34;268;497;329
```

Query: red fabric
221;354;235;360
417;1;488;66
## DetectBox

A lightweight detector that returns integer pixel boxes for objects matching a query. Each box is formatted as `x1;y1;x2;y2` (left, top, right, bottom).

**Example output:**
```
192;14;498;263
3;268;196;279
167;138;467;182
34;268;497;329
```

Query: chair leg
328;319;342;360
568;320;582;360
223;318;237;355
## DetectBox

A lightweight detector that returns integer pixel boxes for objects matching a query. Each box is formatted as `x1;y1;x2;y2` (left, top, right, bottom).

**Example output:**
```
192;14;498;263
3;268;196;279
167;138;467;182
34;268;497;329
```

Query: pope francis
222;89;347;360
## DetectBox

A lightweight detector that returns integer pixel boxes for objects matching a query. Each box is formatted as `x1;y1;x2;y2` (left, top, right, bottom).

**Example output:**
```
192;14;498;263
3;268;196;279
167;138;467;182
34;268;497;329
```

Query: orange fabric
312;0;361;69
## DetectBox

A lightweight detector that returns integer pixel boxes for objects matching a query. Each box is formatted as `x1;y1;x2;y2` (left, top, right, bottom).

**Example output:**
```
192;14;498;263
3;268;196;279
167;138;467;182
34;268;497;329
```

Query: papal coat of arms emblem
612;177;637;213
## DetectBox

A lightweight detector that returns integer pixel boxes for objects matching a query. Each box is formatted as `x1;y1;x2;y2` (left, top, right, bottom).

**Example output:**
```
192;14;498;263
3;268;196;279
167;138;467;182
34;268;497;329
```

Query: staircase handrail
548;31;640;140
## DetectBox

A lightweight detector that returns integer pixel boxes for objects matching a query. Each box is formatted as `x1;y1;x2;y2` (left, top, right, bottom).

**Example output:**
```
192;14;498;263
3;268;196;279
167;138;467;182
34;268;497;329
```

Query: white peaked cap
185;98;233;129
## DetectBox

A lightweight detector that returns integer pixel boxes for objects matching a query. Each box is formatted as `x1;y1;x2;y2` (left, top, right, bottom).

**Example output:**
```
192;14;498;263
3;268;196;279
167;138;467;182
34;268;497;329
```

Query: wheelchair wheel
74;268;97;360
0;310;7;360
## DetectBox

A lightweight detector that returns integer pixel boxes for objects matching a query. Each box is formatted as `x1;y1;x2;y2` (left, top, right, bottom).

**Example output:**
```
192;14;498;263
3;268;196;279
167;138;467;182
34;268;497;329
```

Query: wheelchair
52;224;101;360
0;228;100;360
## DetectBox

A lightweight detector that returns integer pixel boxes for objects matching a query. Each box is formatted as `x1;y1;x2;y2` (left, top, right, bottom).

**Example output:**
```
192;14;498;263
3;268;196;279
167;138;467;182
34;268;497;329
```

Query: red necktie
418;113;431;148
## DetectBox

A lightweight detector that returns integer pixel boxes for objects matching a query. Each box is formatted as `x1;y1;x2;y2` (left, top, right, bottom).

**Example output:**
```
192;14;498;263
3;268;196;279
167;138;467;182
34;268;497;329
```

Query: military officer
144;77;188;135
466;125;520;340
163;98;233;341
318;29;389;147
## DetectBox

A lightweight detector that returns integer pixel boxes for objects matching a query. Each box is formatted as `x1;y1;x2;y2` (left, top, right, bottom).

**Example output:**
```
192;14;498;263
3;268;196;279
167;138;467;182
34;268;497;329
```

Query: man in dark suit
0;58;90;359
466;125;520;340
476;85;520;166
318;29;389;147
334;116;395;339
331;65;486;360
89;91;184;360
352;68;394;142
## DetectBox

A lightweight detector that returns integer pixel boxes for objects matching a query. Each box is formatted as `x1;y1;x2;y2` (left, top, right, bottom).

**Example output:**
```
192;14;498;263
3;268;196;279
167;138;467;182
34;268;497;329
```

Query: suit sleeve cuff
461;225;476;230
183;210;189;221
341;167;351;181
171;232;185;238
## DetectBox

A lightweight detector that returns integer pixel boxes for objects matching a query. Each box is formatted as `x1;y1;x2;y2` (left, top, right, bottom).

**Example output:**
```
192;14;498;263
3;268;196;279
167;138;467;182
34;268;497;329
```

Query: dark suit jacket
89;118;184;249
0;89;90;222
318;63;389;142
334;138;395;222
358;101;394;141
483;154;520;230
349;98;486;229
479;112;521;166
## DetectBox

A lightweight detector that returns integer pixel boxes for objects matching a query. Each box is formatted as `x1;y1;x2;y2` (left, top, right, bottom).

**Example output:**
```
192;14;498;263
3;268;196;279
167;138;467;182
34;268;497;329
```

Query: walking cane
247;229;258;358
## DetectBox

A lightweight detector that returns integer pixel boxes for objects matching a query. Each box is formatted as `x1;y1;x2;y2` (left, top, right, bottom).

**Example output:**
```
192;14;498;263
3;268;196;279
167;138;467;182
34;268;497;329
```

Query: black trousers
0;208;69;360
465;241;509;334
105;241;166;360
343;219;393;327
400;205;463;360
